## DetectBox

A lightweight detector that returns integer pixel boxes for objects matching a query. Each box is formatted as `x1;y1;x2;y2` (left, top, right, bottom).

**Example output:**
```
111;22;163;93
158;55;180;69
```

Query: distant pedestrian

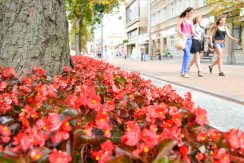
141;48;146;61
189;15;208;77
175;7;200;78
209;15;238;76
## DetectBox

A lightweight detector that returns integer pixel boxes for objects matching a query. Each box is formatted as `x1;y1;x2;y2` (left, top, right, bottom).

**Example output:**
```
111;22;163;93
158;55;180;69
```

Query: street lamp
148;0;152;59
95;4;105;60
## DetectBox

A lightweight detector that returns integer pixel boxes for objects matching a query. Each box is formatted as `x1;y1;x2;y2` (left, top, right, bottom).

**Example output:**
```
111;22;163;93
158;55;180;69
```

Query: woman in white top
188;15;207;77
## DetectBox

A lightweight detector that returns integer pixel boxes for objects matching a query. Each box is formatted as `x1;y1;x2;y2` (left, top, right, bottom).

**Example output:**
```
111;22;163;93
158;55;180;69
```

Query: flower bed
0;56;243;163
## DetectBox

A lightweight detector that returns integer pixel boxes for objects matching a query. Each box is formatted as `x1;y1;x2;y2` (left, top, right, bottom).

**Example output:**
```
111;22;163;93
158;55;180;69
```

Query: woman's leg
182;39;192;74
210;48;220;68
215;48;224;73
188;55;195;71
195;52;202;71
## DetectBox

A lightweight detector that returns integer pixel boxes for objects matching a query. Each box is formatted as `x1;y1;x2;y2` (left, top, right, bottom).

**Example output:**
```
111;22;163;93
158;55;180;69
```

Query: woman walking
176;7;199;78
209;15;238;76
188;15;207;77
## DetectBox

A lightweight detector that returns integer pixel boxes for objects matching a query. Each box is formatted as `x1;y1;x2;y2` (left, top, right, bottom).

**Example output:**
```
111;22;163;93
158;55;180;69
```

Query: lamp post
148;0;152;59
101;13;104;61
95;4;105;61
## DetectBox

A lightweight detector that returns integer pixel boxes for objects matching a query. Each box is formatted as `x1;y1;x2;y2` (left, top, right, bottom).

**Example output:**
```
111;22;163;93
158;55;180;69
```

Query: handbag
174;35;186;51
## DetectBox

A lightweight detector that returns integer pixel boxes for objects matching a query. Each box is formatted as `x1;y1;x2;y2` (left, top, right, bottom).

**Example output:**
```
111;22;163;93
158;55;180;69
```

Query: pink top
180;18;193;38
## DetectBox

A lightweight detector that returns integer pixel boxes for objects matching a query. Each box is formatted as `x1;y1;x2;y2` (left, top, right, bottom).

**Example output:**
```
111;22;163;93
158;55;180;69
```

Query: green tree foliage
206;0;244;25
65;0;124;53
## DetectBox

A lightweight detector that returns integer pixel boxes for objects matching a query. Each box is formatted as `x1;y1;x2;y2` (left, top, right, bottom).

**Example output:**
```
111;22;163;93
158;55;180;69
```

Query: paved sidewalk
106;57;244;105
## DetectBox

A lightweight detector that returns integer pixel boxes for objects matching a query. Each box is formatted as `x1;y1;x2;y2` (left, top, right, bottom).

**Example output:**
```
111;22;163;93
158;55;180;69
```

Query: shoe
198;71;203;77
180;73;184;77
219;72;225;76
183;74;189;78
209;66;212;74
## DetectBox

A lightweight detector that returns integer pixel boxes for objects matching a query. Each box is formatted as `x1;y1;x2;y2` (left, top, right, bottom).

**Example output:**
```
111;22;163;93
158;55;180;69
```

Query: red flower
140;129;158;148
0;125;11;143
63;66;71;72
52;131;69;144
95;111;110;131
145;106;158;123
172;113;182;127
208;129;221;142
194;107;208;125
47;113;62;131
196;153;205;162
32;67;46;77
65;95;83;109
30;149;42;161
49;149;71;163
101;140;114;155
90;141;114;162
163;119;175;128
87;93;101;110
180;145;190;163
104;100;115;112
121;121;140;146
155;103;168;119
224;129;241;150
0;81;7;91
197;132;207;142
211;148;230;163
3;67;17;78
61;118;72;132
132;143;151;157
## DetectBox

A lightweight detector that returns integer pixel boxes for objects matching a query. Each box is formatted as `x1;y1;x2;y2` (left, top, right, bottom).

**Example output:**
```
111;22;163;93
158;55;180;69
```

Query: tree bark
0;0;71;76
75;19;81;55
227;23;236;64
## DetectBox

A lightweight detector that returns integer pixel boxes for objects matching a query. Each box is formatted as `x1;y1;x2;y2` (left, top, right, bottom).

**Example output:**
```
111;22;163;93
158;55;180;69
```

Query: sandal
209;65;212;74
219;72;225;76
198;71;204;77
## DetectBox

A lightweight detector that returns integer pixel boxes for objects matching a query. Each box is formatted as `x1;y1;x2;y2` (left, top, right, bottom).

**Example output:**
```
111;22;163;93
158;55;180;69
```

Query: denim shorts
214;42;225;49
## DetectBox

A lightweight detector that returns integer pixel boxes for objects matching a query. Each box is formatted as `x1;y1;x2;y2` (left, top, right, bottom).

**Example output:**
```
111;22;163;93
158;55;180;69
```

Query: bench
201;55;213;62
201;49;214;62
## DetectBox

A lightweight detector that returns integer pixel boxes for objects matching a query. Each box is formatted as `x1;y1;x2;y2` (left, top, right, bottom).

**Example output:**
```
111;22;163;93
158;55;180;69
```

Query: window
169;35;175;50
127;1;138;23
167;5;171;19
188;0;193;7
128;30;137;39
157;11;160;24
199;0;205;7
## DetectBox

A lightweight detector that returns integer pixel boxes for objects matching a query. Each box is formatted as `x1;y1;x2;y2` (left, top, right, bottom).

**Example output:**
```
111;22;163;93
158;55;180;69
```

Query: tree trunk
75;19;81;55
0;0;71;76
227;23;236;64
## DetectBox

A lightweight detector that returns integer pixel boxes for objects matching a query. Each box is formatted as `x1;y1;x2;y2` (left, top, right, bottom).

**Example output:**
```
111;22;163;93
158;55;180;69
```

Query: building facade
125;0;149;60
151;0;244;64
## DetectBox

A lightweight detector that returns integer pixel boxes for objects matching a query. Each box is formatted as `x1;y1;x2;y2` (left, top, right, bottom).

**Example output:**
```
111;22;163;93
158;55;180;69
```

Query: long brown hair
193;16;200;25
211;15;227;32
180;7;193;18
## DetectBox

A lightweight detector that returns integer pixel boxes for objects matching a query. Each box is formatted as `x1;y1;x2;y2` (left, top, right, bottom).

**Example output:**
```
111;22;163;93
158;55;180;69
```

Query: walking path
106;57;244;105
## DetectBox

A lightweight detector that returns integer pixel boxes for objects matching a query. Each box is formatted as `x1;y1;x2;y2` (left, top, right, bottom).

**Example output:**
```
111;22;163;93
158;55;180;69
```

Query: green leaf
110;128;123;143
115;76;126;85
60;109;78;126
107;155;133;163
73;129;105;150
0;154;16;163
152;139;178;163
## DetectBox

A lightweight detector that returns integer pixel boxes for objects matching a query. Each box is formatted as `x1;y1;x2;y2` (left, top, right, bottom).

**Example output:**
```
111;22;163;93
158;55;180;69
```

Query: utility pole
101;13;104;61
148;0;152;59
